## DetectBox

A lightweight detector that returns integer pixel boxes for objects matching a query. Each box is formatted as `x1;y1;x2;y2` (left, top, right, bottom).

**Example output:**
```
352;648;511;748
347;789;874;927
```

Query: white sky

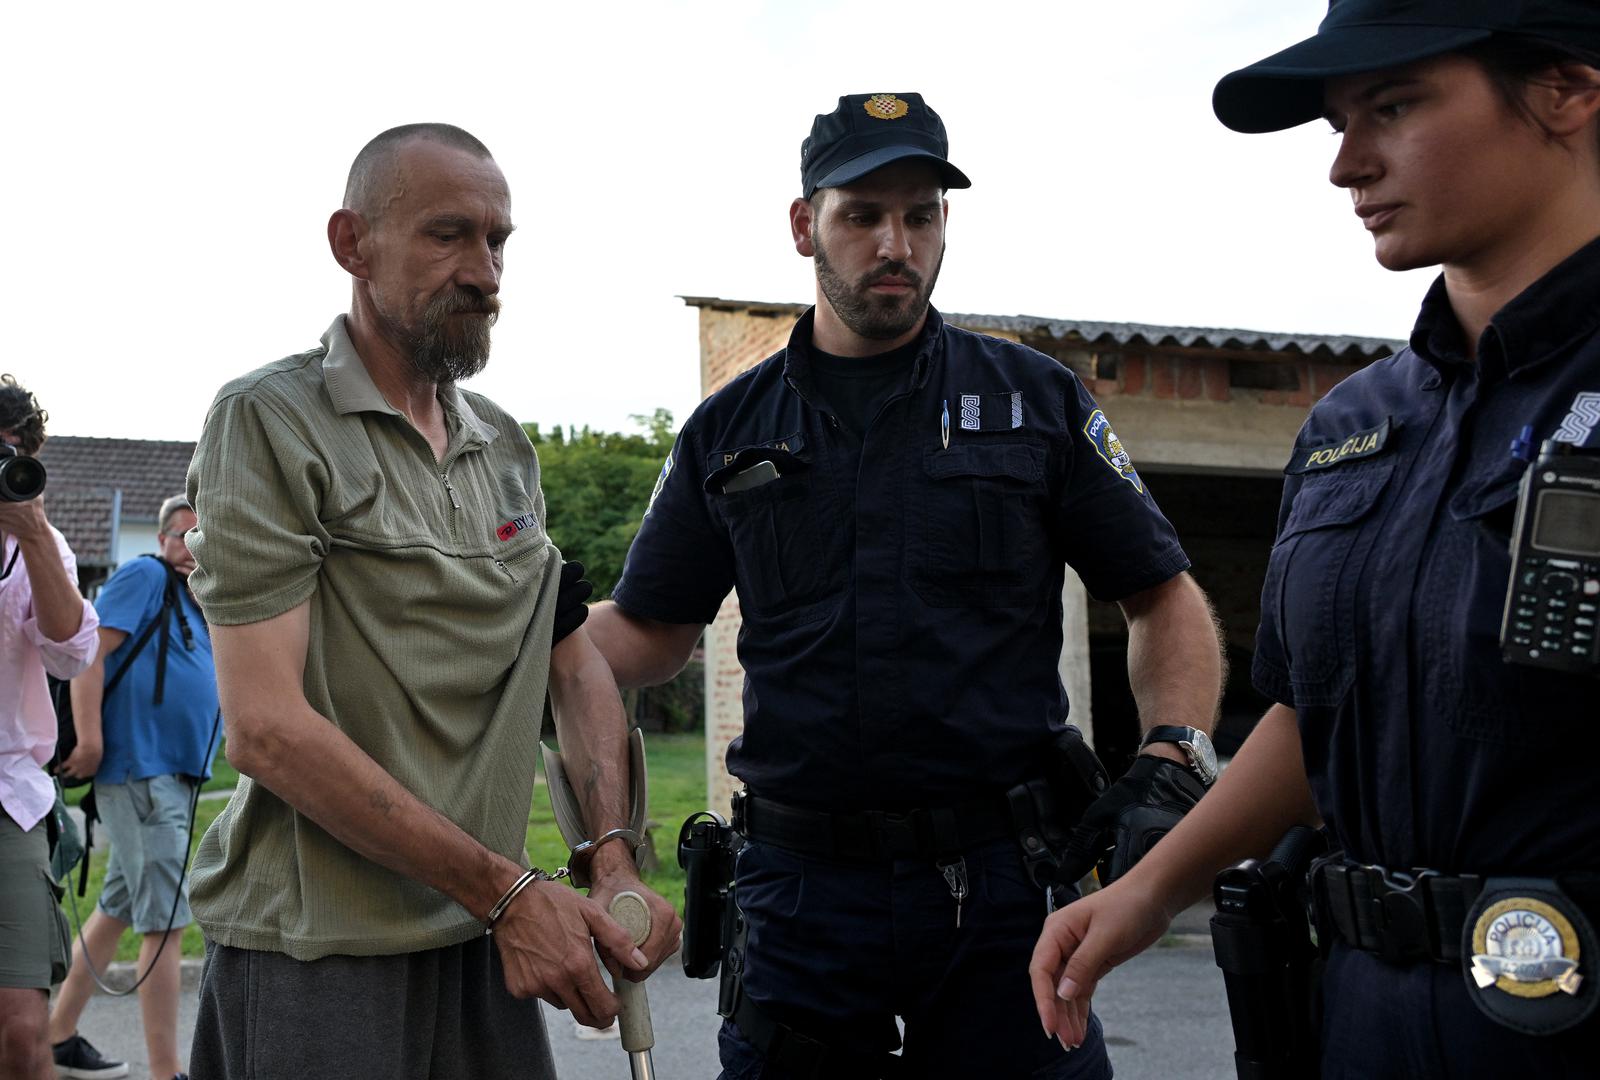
5;0;1436;443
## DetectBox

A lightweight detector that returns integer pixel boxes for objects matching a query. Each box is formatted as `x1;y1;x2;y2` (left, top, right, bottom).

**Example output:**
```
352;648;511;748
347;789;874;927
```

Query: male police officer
587;94;1223;1078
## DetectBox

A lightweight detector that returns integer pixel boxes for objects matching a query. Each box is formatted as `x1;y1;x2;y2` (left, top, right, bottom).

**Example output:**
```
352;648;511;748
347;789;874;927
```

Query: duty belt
1312;860;1483;964
731;789;1014;862
1312;859;1600;966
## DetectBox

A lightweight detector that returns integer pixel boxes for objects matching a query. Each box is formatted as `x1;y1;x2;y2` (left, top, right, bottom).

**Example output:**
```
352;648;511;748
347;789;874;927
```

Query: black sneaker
51;1033;129;1079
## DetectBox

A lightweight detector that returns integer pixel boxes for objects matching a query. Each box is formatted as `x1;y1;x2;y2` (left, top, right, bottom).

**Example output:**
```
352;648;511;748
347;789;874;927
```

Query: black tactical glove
553;560;594;645
1054;755;1208;887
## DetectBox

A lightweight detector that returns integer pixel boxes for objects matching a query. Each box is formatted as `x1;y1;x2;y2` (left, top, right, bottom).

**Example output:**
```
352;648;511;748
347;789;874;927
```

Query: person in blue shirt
1031;3;1600;1076
50;495;217;1080
589;93;1224;1079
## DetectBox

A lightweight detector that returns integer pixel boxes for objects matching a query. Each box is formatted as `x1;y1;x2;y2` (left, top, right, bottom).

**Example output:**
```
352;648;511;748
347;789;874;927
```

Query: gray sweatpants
189;937;553;1079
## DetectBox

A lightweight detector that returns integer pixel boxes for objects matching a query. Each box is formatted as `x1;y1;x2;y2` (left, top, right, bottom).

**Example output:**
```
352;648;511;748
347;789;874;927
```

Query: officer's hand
56;738;102;782
1029;877;1174;1050
553;560;594;646
490;878;648;1030
586;866;683;981
1057;756;1207;887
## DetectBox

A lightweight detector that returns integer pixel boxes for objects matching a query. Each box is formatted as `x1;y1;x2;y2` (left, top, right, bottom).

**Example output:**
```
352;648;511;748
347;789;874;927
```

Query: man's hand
585;863;682;980
490;878;650;1029
55;737;102;782
1029;877;1174;1050
0;494;50;542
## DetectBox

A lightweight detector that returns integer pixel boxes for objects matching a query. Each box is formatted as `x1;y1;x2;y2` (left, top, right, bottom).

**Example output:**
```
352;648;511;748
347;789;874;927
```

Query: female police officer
1029;1;1600;1075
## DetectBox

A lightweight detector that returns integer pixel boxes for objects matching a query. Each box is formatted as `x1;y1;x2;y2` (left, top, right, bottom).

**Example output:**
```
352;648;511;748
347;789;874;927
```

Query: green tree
525;408;676;599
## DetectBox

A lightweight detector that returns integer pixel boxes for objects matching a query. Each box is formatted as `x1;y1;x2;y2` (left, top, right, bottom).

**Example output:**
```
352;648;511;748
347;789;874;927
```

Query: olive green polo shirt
185;315;559;960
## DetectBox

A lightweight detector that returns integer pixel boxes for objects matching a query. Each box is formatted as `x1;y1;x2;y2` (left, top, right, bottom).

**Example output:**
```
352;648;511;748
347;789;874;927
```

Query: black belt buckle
863;810;922;859
1364;864;1440;964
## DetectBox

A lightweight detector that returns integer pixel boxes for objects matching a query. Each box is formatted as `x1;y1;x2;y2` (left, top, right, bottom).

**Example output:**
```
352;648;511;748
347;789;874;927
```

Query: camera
0;443;46;502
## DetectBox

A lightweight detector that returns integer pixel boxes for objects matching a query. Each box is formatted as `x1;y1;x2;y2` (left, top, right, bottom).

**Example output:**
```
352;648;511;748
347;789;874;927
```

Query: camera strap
0;542;18;582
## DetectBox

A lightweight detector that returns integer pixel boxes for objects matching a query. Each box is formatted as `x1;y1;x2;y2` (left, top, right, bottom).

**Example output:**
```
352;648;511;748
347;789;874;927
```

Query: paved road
61;934;1235;1079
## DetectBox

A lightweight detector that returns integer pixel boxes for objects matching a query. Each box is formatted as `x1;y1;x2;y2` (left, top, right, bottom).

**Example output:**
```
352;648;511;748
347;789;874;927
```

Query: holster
1211;826;1327;1080
1009;727;1111;889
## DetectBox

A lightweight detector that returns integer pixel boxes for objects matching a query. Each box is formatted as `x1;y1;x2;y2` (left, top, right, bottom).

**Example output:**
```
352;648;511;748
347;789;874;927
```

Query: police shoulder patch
645;452;673;517
1083;409;1142;493
1285;418;1393;475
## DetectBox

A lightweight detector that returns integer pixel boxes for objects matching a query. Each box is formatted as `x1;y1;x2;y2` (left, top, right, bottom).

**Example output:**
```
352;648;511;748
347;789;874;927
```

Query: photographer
48;495;216;1080
0;374;100;1080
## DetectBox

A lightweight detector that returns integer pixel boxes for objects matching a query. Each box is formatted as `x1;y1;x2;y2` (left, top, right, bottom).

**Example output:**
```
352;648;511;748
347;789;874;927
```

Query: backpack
49;555;192;784
47;555;194;895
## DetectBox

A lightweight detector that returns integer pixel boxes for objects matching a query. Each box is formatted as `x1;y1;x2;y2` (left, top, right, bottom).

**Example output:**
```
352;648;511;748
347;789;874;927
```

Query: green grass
526;732;707;917
60;741;237;807
60;732;708;960
57;797;228;962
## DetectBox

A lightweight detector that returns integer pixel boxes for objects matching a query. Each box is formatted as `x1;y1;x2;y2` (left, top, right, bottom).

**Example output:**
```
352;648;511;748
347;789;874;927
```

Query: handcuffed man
184;123;679;1079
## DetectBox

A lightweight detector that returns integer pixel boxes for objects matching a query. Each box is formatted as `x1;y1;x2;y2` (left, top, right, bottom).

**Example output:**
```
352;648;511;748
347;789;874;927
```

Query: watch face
1183;729;1219;784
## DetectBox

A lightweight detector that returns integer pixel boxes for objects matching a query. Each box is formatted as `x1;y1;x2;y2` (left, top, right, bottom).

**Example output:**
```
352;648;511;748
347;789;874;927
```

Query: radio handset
1500;439;1600;675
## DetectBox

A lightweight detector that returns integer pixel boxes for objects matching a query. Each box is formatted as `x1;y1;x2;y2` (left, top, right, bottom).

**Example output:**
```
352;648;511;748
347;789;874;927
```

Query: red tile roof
35;437;194;569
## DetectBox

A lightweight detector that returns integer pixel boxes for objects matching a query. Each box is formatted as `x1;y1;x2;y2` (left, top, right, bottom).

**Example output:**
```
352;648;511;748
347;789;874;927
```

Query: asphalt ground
57;915;1235;1079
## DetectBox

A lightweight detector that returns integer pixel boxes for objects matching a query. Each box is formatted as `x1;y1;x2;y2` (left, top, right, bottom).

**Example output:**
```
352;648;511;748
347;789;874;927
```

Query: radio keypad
1509;559;1600;667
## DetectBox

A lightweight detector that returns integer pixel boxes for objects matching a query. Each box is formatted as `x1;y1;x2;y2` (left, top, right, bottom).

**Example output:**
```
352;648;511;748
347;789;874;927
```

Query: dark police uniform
1254;236;1600;1078
615;306;1189;1077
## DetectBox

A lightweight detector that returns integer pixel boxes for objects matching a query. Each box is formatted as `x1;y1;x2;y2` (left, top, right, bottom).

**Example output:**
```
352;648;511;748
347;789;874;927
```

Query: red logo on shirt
496;514;536;541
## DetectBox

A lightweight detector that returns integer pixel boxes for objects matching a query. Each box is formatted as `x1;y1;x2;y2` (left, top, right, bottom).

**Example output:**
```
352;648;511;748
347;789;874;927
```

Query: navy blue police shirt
1255;234;1600;877
614;307;1190;810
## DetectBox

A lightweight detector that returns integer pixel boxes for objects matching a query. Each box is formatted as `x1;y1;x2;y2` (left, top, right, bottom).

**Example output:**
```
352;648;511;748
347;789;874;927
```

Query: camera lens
0;454;46;501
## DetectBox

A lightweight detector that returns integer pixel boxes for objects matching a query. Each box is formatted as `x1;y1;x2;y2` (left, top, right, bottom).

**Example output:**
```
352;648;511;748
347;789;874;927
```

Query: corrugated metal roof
679;296;1403;360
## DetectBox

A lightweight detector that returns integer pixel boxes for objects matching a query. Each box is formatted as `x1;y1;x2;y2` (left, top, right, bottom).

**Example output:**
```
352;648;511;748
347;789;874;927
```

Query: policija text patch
1285;418;1393;475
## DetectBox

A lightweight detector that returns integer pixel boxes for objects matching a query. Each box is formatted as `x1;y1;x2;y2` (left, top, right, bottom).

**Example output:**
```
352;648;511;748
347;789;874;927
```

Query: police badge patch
1462;878;1599;1035
645;452;673;517
1083;409;1143;493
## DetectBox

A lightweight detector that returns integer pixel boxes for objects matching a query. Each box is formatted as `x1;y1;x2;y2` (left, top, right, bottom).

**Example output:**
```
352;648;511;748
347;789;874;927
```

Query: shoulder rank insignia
864;94;909;120
1083;409;1143;493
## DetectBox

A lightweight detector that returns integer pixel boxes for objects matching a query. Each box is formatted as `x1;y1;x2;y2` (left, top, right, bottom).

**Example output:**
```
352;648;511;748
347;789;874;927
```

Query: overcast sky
6;0;1435;444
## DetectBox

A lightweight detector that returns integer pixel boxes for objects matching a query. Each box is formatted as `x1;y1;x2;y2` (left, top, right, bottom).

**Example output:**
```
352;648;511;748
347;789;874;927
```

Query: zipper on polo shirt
494;558;517;583
440;471;461;540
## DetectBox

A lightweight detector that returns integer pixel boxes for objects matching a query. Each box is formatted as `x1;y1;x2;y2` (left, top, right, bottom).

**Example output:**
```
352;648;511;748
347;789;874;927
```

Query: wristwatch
1140;725;1219;786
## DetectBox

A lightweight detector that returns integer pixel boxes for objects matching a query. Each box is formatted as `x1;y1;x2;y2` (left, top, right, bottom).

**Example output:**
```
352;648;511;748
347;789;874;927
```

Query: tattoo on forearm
368;787;395;816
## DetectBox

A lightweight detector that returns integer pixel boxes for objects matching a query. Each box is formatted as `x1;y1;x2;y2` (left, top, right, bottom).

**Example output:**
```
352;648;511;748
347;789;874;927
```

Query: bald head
344;123;494;224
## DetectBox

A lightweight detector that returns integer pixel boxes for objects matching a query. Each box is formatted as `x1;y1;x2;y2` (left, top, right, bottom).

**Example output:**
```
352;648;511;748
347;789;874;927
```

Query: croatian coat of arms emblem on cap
864;94;909;120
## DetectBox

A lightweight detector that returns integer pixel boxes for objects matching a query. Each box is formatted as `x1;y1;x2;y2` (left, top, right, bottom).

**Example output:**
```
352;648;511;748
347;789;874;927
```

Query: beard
813;231;943;342
379;287;501;384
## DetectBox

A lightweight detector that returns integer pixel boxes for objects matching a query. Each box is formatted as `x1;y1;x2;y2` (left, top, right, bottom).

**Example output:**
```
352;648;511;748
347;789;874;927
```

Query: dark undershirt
808;339;919;444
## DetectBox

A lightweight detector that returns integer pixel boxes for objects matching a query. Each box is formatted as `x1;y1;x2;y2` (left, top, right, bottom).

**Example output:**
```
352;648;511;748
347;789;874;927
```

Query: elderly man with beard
182;123;678;1080
585;95;1222;1078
